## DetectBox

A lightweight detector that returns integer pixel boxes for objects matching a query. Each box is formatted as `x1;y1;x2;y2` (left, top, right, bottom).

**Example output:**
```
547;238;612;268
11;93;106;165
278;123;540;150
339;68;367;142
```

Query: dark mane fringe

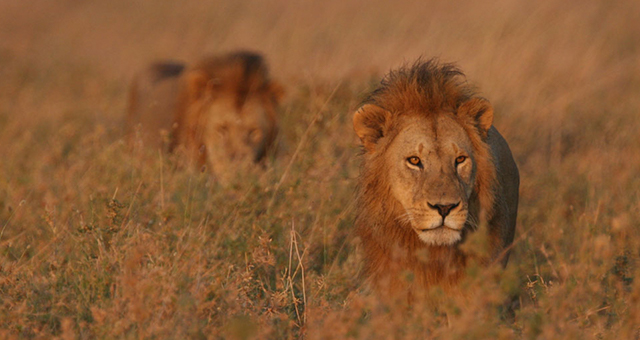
192;51;271;109
364;58;476;115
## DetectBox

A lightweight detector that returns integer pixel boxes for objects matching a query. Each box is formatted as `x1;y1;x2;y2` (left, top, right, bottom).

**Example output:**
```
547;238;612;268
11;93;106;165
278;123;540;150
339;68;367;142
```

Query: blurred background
0;0;639;338
2;0;639;169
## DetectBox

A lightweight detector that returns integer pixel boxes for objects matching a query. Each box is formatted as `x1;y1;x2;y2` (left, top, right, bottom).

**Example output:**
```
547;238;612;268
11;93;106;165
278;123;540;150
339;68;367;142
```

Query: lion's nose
428;202;460;218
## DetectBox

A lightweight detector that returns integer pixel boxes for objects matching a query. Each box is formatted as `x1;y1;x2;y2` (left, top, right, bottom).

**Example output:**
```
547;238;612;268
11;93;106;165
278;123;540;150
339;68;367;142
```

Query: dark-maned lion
126;51;283;181
170;52;283;179
352;59;519;299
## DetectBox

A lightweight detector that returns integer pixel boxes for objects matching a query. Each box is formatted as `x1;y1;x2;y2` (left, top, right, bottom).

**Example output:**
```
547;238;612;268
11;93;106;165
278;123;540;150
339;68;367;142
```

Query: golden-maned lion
127;51;283;180
353;59;519;299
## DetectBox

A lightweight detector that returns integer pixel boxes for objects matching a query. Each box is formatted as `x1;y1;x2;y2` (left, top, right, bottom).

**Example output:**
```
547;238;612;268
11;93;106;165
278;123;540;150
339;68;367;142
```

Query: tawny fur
126;61;185;149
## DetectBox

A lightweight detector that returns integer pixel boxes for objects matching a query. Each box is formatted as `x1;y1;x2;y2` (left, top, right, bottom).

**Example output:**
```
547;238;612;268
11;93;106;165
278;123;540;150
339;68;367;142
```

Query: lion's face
386;113;476;245
203;93;278;180
354;97;493;246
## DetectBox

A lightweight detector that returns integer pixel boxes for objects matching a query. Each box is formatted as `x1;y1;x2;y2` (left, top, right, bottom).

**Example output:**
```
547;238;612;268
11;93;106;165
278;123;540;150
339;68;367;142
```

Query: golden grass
0;0;639;338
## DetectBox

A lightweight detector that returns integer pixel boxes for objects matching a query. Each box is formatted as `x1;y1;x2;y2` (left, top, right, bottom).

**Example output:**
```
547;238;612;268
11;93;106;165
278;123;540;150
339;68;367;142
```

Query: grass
0;0;639;338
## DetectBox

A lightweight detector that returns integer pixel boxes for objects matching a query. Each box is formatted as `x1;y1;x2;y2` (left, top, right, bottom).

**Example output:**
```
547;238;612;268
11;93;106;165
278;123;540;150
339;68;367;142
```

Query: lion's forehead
392;114;473;159
205;98;270;130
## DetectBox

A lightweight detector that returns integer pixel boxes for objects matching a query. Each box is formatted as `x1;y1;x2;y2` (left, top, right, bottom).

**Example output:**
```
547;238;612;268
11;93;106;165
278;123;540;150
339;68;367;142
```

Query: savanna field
1;0;639;338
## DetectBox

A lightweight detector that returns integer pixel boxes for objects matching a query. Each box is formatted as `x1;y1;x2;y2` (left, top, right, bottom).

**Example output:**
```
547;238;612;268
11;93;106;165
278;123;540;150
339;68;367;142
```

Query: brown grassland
1;0;639;338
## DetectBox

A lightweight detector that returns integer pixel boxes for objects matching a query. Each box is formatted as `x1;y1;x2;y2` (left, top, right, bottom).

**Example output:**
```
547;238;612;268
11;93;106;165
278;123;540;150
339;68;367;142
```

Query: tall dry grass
0;0;639;338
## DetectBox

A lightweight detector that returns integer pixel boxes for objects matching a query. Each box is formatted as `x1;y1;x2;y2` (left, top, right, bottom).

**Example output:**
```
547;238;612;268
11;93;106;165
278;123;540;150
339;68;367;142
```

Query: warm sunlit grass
0;0;639;338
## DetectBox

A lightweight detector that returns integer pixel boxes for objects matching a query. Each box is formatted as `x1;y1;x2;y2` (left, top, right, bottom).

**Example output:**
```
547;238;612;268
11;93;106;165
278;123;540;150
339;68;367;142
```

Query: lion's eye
407;156;422;167
455;155;467;165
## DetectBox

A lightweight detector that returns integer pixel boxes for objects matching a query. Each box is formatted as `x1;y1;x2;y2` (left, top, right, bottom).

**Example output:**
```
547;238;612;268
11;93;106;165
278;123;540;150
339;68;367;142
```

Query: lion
352;59;519;299
126;51;283;181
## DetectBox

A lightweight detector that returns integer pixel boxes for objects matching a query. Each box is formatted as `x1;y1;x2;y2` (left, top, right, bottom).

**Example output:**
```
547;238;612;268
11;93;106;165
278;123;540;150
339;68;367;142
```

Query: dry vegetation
0;0;639;338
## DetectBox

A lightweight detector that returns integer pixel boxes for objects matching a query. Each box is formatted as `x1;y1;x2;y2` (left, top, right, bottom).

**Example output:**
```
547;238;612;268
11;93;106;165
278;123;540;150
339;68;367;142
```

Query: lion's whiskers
465;214;480;231
396;211;414;224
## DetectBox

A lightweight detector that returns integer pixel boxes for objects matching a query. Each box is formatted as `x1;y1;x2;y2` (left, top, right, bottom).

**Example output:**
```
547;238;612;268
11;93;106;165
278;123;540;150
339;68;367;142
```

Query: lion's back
487;126;520;264
126;61;185;149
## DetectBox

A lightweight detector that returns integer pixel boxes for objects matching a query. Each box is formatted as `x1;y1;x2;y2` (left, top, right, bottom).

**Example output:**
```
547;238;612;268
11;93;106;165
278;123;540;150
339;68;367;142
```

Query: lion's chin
415;227;462;246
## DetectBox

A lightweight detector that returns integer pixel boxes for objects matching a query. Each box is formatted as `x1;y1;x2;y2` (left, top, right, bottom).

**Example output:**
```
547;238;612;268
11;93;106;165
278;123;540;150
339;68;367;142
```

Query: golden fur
353;59;519;299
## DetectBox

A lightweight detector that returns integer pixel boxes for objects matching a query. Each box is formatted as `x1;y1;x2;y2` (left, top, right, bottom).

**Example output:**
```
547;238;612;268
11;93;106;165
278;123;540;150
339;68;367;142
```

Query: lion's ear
459;98;493;134
353;104;392;152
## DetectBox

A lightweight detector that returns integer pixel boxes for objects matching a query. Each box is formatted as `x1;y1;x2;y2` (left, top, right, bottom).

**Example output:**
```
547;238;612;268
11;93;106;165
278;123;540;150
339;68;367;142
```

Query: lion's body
126;62;185;149
126;51;282;180
353;60;519;298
